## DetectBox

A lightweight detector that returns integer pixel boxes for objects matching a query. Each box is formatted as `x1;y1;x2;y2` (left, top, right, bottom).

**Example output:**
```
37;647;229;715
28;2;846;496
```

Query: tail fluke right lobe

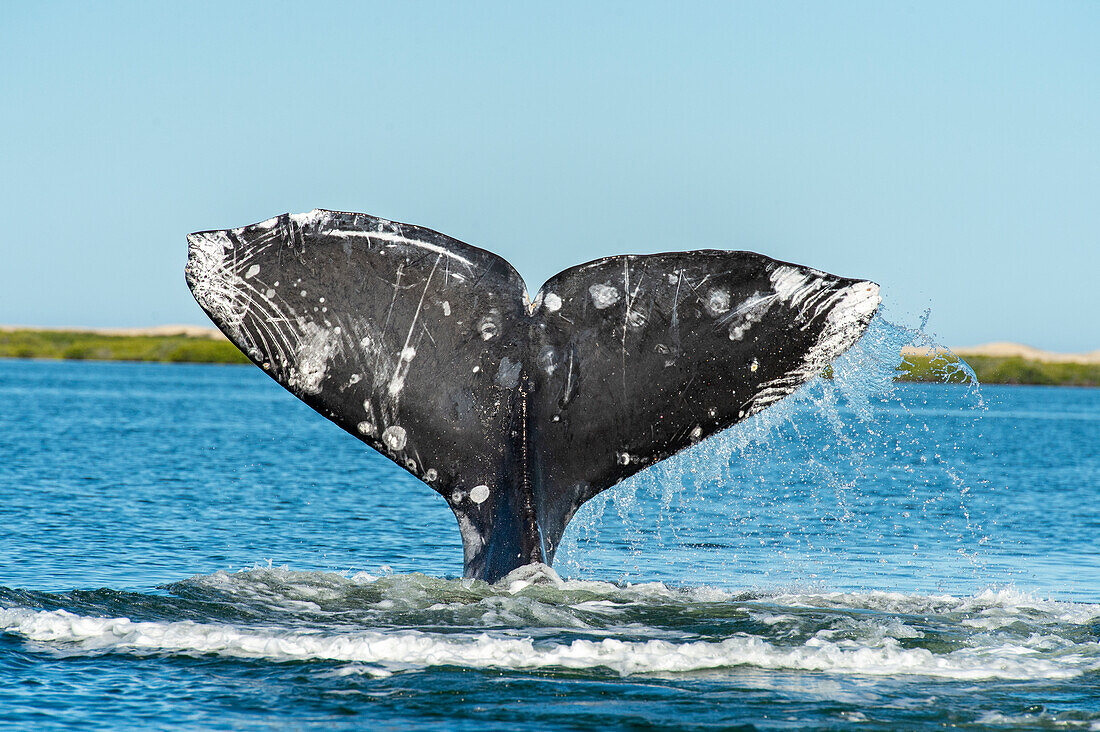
527;251;880;561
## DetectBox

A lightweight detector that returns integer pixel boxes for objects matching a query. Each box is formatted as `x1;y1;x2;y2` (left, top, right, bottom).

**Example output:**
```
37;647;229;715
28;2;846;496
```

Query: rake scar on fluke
186;209;880;582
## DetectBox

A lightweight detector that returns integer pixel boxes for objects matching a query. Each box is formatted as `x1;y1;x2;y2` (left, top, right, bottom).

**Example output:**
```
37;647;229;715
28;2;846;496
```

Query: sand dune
0;324;226;339
903;342;1100;365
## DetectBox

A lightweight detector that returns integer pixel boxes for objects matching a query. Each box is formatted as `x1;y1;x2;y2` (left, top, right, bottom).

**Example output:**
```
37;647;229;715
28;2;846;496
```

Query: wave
2;568;1097;681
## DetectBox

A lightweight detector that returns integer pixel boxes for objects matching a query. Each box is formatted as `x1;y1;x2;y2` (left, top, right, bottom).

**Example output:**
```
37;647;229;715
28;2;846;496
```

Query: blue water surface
0;357;1097;730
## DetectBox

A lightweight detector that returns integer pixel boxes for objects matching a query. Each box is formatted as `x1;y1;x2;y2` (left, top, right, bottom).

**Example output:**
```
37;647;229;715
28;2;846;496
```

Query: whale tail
186;209;879;582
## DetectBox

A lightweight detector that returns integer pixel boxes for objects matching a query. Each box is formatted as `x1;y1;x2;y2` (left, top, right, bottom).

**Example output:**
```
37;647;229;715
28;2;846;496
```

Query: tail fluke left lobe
186;210;538;579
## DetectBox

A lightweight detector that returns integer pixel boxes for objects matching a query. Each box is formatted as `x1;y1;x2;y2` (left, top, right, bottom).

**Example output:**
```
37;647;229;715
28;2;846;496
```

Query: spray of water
558;309;994;593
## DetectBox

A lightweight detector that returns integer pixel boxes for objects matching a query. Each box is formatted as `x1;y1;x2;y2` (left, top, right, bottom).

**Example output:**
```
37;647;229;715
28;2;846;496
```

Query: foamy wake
2;570;1098;681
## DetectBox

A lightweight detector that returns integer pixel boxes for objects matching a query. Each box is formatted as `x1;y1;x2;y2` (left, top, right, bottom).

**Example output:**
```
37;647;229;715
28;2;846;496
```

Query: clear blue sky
2;2;1097;350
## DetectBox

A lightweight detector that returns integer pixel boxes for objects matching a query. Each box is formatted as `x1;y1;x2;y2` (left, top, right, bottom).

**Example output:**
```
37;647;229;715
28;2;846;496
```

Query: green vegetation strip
898;355;1100;387
2;330;1098;385
0;330;249;364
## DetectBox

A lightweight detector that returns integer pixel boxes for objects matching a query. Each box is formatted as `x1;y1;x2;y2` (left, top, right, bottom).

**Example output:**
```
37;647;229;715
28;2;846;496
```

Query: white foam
2;603;1096;681
764;586;1100;625
4;570;1099;683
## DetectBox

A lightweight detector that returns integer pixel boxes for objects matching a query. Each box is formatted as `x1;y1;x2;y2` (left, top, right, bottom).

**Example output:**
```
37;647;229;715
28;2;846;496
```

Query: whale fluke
186;209;879;582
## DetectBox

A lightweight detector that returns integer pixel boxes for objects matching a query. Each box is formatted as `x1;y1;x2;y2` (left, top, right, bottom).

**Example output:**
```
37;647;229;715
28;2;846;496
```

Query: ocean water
1;325;1098;730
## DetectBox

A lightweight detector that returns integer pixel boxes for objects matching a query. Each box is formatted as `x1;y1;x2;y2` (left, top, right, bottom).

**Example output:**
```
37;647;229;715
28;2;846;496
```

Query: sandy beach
0;324;225;340
903;342;1100;365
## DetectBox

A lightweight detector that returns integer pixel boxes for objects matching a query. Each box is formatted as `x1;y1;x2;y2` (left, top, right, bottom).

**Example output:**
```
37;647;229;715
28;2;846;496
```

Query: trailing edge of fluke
186;209;880;582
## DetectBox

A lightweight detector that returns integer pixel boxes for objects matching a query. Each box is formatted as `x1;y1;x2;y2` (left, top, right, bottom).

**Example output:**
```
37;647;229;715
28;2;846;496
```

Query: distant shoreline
1;327;1098;386
0;324;226;339
0;326;248;365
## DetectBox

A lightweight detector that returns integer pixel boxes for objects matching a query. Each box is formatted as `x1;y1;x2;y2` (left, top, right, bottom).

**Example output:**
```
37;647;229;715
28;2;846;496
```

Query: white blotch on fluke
441;301;451;316
769;266;808;300
704;288;731;316
184;231;247;338
626;309;647;328
290;324;339;395
470;484;490;504
357;421;376;437
289;209;325;227
727;292;775;341
495;357;522;389
588;284;620;309
543;293;562;312
382;426;407;451
244;264;260;279
478;316;499;341
537;346;556;376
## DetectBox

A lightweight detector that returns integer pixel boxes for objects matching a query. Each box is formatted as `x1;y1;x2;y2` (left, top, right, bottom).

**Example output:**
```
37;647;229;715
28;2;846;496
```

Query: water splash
558;311;994;593
3;568;1097;681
